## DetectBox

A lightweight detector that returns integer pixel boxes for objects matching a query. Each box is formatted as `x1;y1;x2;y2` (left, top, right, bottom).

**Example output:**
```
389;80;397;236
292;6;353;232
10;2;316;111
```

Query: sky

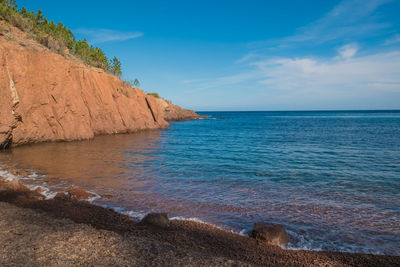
18;0;400;111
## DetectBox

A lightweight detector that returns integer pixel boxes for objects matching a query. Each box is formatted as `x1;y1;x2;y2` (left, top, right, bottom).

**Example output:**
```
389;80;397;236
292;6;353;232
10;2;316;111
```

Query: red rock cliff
0;24;199;148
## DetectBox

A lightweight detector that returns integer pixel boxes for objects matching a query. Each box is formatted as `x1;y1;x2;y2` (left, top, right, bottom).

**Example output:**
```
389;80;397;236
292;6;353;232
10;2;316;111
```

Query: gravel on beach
0;179;399;266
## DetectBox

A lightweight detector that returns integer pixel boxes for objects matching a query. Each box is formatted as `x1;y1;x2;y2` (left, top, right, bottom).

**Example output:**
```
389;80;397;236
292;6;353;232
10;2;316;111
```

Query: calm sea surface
0;110;399;255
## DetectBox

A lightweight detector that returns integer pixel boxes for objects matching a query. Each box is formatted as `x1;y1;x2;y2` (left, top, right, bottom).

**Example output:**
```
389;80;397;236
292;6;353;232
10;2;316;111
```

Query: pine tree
110;57;122;76
0;0;124;76
133;78;140;87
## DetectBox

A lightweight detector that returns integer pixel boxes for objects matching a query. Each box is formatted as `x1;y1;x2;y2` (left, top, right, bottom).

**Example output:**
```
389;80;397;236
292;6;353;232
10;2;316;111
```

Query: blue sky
18;0;400;110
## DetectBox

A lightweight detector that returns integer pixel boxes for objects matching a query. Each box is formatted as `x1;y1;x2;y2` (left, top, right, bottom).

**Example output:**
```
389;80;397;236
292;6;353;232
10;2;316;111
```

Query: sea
0;110;399;255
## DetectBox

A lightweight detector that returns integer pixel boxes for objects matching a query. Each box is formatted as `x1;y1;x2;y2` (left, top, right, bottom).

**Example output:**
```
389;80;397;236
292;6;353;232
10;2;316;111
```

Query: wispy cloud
290;0;390;43
384;34;400;45
251;0;391;49
186;47;400;108
234;53;258;64
253;50;400;94
74;28;143;44
183;71;262;92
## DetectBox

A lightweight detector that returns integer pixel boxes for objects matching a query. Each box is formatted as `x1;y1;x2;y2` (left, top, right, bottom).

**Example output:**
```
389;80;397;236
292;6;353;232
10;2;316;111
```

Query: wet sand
0;179;399;266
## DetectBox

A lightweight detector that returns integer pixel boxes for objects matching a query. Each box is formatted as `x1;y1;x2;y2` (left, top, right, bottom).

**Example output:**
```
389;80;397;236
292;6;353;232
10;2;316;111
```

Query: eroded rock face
140;212;170;228
251;222;289;246
0;23;181;148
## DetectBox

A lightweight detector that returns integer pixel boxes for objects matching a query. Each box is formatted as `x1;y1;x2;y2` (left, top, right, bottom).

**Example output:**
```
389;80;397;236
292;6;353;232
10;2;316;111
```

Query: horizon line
195;109;400;112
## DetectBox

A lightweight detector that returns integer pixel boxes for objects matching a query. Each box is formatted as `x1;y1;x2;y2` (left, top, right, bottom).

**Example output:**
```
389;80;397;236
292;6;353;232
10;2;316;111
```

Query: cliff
0;22;201;148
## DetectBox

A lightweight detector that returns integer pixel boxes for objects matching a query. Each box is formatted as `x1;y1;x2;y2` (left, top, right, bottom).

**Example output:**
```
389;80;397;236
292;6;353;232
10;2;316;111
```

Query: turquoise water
1;110;399;255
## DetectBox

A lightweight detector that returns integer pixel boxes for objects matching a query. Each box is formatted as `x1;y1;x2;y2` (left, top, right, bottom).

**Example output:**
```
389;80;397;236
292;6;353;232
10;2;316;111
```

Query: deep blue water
1;110;399;255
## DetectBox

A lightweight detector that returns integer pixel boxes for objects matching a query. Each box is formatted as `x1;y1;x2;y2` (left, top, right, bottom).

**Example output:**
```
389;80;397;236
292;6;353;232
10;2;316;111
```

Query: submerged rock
0;179;44;200
54;192;69;201
67;187;95;201
33;187;44;195
140;213;170;228
27;191;45;201
251;222;289;246
4;179;30;192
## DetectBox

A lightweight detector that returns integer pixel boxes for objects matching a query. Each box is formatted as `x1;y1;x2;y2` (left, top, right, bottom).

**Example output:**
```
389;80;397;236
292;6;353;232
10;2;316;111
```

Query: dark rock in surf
27;191;45;201
54;192;69;201
251;222;289;246
140;213;170;228
67;187;95;201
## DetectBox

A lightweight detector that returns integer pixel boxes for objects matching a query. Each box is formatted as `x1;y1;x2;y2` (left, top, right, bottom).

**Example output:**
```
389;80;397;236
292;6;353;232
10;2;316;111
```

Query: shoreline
0;168;399;266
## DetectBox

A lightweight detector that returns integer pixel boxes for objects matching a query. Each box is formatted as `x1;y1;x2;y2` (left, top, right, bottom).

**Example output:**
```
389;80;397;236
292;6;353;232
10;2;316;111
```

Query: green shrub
122;78;140;87
18;40;28;46
147;92;160;98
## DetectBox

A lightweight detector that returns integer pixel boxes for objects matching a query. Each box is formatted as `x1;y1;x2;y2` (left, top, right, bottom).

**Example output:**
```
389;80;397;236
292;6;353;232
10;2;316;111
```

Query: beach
0;177;399;266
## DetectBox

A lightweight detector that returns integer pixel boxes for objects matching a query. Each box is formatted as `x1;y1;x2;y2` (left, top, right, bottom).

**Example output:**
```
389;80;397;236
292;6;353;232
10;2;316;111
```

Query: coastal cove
1;0;400;265
1;110;399;257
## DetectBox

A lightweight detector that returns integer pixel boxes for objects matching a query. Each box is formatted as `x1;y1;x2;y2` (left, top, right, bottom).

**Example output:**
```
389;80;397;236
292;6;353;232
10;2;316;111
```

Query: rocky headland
0;21;203;149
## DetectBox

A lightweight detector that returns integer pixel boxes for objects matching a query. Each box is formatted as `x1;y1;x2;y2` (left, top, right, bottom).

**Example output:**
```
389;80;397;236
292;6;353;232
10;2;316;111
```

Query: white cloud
186;48;400;97
338;44;358;59
75;28;143;44
253;50;400;95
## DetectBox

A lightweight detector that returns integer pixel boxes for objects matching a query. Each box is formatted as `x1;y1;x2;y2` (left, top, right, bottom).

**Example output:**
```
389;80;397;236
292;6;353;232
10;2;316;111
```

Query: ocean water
0;110;399;255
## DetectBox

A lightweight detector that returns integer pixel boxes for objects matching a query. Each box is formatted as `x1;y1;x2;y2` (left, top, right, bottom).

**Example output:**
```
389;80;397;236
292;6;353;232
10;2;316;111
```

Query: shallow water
1;110;399;255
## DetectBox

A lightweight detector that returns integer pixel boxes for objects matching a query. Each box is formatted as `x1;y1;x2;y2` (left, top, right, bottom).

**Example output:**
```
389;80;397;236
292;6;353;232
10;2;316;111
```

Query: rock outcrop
67;187;96;201
251;222;289;246
0;22;200;148
140;212;170;228
154;97;207;121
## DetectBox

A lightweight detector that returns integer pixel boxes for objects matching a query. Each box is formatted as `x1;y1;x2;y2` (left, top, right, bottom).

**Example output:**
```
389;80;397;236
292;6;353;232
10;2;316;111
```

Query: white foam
238;229;248;236
86;190;101;203
170;216;208;224
28;172;39;178
101;206;147;220
25;185;57;200
282;229;389;255
0;168;18;181
0;167;101;202
0;167;58;200
122;210;147;219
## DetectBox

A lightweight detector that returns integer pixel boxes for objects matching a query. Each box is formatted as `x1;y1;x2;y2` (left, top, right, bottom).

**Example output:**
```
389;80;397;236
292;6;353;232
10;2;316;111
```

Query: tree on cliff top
0;0;122;77
134;78;140;87
110;57;122;77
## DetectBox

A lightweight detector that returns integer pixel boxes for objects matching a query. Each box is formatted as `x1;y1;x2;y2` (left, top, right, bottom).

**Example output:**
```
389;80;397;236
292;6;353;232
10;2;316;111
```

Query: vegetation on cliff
147;92;160;98
0;0;122;75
